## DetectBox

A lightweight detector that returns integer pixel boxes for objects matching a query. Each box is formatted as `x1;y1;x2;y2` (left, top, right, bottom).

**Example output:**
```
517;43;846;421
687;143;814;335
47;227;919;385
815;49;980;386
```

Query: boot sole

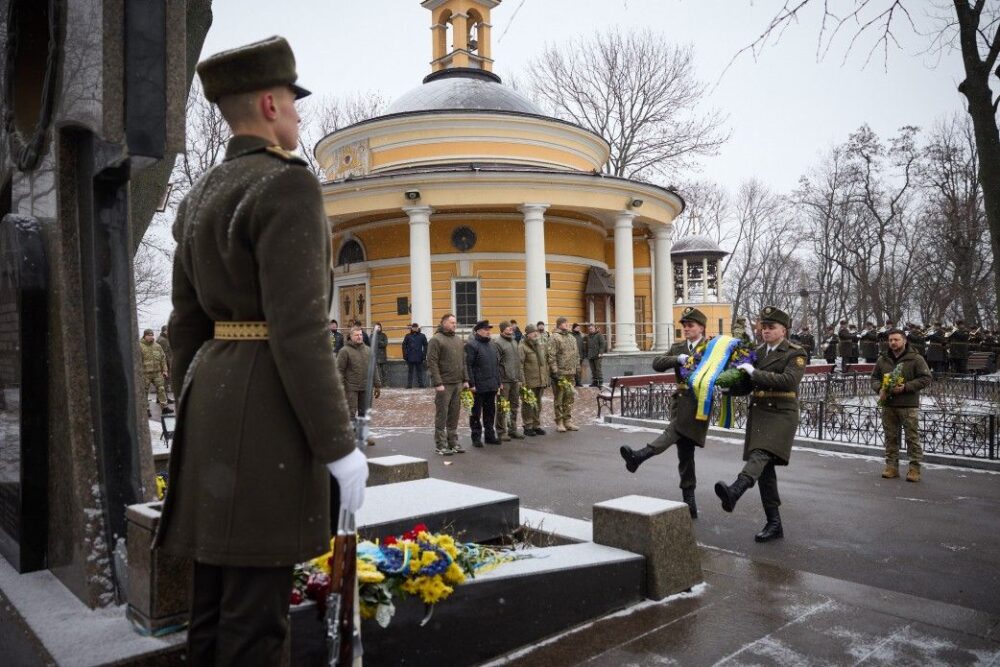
754;531;783;543
714;482;735;513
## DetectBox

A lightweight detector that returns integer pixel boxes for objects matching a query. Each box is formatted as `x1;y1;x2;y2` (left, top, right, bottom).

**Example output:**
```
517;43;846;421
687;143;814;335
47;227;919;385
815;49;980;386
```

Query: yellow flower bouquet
878;364;906;408
497;396;511;417
519;385;538;409
460;388;475;411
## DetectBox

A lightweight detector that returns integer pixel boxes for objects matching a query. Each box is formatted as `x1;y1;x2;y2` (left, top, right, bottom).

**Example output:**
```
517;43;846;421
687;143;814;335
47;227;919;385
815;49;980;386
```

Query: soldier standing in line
619;306;709;519
519;323;549;436
906;323;926;357
494;321;524;441
714;306;807;543
837;320;854;370
372;321;389;387
926;322;947;374
859;322;878;363
585;323;607;387
140;329;172;415
571;323;586;386
798;325;815;360
337;325;382;446
822;325;838;365
427;313;469;455
152;37;367;664
949;321;971;374
549;317;581;433
872;328;932;483
156;325;172;373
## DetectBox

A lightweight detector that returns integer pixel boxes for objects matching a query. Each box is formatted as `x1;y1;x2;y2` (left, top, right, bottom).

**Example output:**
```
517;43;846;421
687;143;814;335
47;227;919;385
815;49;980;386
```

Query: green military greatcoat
651;340;709;447
154;135;355;567
730;339;807;465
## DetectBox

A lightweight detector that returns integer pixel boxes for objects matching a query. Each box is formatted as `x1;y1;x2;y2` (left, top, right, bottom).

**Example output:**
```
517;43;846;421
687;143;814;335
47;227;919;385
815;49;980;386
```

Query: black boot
682;488;697;519
754;507;783;542
714;474;754;513
620;445;656;473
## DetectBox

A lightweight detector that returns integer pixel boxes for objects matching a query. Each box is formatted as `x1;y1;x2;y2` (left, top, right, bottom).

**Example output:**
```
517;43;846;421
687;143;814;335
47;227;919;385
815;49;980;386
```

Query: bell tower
422;0;500;72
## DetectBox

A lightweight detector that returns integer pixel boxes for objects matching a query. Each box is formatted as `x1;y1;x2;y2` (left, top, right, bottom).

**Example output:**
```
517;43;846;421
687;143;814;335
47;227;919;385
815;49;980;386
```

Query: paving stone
366;454;428;487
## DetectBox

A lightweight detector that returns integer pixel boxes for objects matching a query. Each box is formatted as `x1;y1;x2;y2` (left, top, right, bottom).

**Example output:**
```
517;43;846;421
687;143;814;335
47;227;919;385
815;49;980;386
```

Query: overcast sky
141;0;967;328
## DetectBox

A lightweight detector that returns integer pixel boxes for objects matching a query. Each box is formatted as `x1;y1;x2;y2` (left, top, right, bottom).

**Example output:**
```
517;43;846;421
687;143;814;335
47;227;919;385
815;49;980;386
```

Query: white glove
676;354;689;365
737;363;755;375
326;449;368;514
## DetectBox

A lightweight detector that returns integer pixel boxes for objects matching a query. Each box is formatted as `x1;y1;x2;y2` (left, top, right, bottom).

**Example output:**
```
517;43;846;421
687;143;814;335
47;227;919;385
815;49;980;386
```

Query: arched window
337;240;365;266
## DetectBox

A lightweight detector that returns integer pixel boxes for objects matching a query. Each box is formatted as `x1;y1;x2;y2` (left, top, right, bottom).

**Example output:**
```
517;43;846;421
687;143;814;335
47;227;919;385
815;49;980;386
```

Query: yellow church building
316;0;731;361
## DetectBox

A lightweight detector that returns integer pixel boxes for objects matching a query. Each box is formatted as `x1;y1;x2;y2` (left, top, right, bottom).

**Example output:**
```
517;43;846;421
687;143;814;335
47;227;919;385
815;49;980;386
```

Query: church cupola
423;0;499;72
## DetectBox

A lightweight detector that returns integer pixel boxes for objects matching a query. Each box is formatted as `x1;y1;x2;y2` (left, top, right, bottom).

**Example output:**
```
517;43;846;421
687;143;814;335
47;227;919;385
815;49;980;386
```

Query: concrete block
367;455;429;487
125;502;190;634
593;495;702;600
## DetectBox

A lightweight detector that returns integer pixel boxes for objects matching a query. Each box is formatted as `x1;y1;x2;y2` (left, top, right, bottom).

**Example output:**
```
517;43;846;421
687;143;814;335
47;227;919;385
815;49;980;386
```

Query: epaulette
265;145;308;166
789;342;804;350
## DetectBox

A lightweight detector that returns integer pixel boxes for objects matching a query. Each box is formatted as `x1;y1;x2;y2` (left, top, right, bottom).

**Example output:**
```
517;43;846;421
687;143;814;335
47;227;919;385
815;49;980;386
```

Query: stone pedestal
125;501;190;635
367;455;429;487
592;495;702;600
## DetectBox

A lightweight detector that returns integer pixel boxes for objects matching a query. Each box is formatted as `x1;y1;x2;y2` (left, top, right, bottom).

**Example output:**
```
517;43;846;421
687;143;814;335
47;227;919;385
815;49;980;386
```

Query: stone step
356;478;519;543
291;542;645;666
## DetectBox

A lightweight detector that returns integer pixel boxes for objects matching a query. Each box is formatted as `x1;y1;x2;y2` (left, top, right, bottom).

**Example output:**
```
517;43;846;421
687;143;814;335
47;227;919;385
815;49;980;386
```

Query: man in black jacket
402;323;428;388
466;320;502;446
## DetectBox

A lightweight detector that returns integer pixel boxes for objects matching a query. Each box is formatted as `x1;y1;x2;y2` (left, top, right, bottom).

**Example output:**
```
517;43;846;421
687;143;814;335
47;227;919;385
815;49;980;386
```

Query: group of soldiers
818;320;995;373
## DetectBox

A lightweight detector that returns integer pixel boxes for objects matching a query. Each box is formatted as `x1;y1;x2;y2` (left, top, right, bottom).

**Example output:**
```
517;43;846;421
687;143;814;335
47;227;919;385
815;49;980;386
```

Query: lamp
405;190;421;201
629;198;644;209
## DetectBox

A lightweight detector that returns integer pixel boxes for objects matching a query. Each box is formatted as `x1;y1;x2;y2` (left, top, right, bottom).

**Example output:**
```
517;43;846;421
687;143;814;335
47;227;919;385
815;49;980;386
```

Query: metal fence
618;377;999;460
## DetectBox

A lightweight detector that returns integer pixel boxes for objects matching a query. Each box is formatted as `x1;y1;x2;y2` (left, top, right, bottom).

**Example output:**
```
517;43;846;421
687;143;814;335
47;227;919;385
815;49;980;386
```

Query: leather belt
752;390;796;399
214;321;269;340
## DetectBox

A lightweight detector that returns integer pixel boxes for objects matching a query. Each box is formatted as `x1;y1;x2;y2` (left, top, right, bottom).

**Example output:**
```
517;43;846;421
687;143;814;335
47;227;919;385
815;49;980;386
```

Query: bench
968;351;993;374
844;363;875;374
597;373;674;417
598;363;837;417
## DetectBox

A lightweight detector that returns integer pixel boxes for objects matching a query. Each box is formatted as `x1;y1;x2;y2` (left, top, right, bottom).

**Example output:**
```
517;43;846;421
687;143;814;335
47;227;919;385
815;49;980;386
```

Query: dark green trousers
188;561;294;667
741;449;781;510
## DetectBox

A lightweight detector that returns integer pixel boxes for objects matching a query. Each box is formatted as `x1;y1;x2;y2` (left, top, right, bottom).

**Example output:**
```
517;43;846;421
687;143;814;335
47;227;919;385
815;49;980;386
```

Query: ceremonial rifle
327;324;380;665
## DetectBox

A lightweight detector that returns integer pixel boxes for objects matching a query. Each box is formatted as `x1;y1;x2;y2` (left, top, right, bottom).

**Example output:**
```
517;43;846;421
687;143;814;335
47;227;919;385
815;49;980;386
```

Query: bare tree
738;0;1000;323
674;179;731;242
527;29;728;181
298;91;389;177
133;239;171;315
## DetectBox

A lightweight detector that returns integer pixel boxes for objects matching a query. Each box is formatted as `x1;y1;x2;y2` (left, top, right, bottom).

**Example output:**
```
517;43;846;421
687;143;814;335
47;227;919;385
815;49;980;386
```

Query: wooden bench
598;363;837;417
968;351;993;374
844;363;875;374
597;373;674;417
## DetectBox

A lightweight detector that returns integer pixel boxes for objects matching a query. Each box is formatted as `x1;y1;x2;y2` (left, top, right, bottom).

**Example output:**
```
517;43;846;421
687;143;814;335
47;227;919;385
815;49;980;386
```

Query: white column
652;225;674;351
613;211;639;352
520;204;549;325
404;206;434;329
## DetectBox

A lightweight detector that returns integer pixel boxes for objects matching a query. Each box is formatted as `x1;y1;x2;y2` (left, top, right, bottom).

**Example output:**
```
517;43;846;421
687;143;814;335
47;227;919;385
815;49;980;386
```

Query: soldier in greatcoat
714;306;807;543
859;322;878;363
619;306;709;518
152;38;368;665
948;321;971;373
925;322;947;374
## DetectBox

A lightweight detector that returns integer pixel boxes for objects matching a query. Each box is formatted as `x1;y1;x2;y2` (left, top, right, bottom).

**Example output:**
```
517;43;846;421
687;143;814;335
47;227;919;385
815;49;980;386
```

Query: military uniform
548;323;581;431
337;337;381;417
926;325;947;373
618;307;708;517
798;330;815;360
493;326;524;440
906;326;926;357
859;326;878;363
837;325;857;367
822;329;838;364
871;343;931;481
519;325;549;435
948;325;970;373
715;306;806;542
427;323;469;453
140;334;170;409
153;37;357;666
585;329;607;387
876;324;893;357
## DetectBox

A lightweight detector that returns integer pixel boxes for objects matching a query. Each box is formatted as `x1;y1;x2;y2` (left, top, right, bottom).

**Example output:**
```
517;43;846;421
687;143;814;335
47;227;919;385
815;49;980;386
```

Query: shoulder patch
795;356;806;367
265;145;308;166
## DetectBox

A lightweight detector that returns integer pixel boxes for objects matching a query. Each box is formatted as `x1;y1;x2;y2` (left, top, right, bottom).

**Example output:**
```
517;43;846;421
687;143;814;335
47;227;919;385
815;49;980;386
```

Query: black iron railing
618;380;998;460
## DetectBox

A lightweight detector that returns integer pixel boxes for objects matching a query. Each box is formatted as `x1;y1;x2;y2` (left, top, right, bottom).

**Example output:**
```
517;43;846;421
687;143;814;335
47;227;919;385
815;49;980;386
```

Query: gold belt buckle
214;321;269;340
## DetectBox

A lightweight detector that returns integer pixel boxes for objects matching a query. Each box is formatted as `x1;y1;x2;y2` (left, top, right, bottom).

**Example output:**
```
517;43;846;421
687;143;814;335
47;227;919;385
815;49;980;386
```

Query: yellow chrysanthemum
444;562;465;584
357;561;385;584
309;552;332;574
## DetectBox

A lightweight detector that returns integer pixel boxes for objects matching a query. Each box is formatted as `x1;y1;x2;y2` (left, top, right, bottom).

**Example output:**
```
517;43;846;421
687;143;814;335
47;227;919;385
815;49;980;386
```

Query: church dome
385;68;544;116
671;234;727;257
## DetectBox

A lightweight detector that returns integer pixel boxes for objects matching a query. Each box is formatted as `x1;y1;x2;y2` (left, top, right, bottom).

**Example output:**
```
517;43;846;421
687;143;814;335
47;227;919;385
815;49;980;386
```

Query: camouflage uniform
548;327;580;430
140;337;169;407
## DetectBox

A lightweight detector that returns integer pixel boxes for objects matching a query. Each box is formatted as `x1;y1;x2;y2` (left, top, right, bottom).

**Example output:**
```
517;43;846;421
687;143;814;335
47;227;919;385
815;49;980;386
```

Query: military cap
679;306;707;327
525;323;537;334
197;36;311;104
143;328;155;336
760;305;791;329
474;319;492;331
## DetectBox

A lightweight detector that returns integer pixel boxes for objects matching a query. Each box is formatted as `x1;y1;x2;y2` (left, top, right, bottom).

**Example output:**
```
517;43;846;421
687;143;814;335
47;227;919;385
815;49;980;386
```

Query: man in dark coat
466;320;502;446
372;321;389;386
714;306;807;543
402;322;428;388
797;325;815;360
585;323;607;387
871;329;932;482
859;322;878;363
153;37;367;666
571;323;586;386
949;321;971;373
328;319;344;353
822;325;838;365
619;307;709;518
926;322;947;373
510;319;524;343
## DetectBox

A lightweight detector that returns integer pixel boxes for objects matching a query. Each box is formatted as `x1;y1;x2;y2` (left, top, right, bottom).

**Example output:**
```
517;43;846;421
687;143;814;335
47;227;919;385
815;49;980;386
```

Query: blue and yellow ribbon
689;335;741;426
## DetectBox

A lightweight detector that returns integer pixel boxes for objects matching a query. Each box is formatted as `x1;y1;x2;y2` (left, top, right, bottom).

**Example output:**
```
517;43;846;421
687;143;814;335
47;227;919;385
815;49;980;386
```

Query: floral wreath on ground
292;524;525;628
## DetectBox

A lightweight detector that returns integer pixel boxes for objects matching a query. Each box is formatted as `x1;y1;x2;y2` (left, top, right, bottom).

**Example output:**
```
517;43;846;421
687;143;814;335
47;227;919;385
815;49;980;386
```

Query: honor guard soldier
822;325;838;365
948;321;971;373
859;322;878;363
714;306;807;542
152;37;368;665
876;320;894;357
620;306;709;518
798;325;815;360
837;320;855;369
906;323;926;357
925;322;947;374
